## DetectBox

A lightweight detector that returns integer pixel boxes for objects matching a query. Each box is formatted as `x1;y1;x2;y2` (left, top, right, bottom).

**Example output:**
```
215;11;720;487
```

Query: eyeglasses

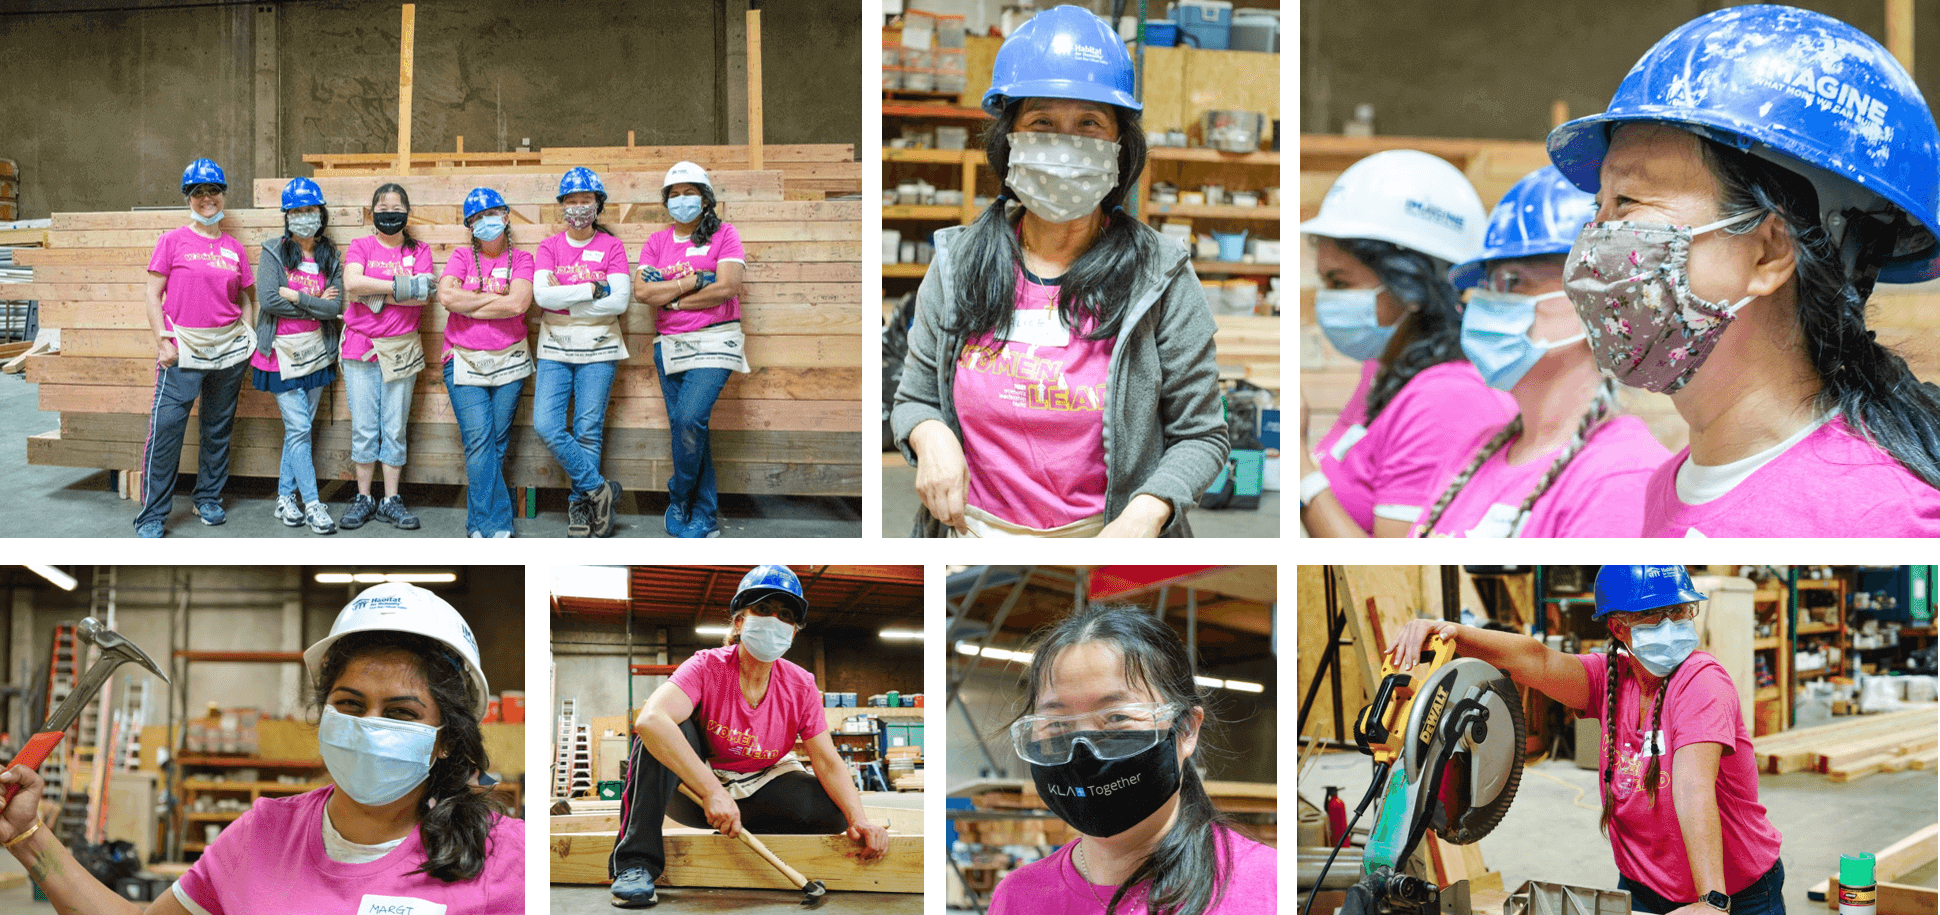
1619;604;1700;626
188;185;225;199
1010;701;1183;766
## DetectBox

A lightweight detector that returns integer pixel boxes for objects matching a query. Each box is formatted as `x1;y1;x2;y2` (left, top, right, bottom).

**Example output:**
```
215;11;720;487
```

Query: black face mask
1029;730;1181;838
373;211;409;235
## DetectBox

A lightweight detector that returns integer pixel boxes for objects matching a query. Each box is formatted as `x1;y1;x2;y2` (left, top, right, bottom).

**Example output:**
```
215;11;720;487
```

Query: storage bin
1172;0;1232;50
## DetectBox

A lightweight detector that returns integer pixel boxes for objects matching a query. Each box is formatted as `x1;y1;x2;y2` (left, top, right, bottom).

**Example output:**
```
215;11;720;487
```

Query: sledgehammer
677;782;828;905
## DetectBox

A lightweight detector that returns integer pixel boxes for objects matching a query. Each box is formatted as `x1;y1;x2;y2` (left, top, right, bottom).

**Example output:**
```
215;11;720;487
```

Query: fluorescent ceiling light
1194;676;1223;688
696;625;732;636
953;641;1032;664
879;629;924;640
25;565;76;591
354;573;387;583
553;566;629;601
1224;679;1264;693
387;572;456;584
316;573;353;584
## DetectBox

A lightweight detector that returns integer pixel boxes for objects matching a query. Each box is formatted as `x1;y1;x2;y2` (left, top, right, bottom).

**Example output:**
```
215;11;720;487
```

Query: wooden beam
549;829;921;892
746;6;763;172
455;135;464;153
1826;880;1937;915
397;4;415;176
1886;0;1914;72
551;803;921;836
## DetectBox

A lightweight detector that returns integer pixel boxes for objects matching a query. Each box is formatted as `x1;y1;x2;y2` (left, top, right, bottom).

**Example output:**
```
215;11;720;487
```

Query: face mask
373;211;409;235
562;205;598;230
190;209;224;227
1029;730;1181;838
1626;618;1699;678
1564;215;1756;394
287;213;323;238
317;706;439;806
1460;289;1587;391
470;215;507;242
667;195;705;224
739;613;795;663
1005;132;1120;224
1314;286;1395;361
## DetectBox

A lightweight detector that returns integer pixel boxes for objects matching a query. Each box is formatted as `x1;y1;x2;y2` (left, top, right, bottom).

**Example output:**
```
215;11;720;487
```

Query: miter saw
1305;634;1526;915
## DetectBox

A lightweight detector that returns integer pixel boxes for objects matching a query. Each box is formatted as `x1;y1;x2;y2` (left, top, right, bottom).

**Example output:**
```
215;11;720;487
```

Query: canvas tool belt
169;321;253;372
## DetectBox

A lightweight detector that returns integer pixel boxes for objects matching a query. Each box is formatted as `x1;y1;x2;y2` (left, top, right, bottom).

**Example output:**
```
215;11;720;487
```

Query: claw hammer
4;617;169;805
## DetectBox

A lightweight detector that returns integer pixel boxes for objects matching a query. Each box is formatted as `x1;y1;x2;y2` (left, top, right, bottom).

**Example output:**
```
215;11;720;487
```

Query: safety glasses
1619;604;1700;626
1010;701;1183;766
188;185;225;200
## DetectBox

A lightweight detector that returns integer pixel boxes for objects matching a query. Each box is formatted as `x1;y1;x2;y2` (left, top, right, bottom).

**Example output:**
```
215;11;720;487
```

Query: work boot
303;501;337;535
340;493;376;530
610;866;657;908
590;479;622;538
274;493;304;527
376;495;421;530
567;497;592;538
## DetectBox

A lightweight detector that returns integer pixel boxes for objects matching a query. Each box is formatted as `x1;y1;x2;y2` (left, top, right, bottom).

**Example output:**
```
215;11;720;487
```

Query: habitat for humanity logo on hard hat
1404;198;1466;232
1050;32;1108;65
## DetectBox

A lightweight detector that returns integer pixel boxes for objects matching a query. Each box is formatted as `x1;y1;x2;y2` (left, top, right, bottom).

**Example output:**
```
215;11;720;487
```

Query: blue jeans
341;357;413;466
135;360;246;529
533;358;617;498
273;386;324;504
653;344;730;532
442;359;524;536
1621;860;1784;915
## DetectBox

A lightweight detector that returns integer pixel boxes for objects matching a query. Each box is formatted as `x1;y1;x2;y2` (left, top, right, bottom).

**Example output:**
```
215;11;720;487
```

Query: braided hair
1332;238;1466;420
465;208;510;294
1418;380;1619;536
1596;629;1671;836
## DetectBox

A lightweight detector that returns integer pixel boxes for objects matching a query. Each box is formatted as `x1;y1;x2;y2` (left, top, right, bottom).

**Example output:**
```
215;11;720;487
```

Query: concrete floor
1300;746;1939;914
0;373;861;538
879;453;1281;538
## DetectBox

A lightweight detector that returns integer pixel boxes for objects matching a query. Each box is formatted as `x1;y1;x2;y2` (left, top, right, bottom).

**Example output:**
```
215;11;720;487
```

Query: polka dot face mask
1005;132;1120;224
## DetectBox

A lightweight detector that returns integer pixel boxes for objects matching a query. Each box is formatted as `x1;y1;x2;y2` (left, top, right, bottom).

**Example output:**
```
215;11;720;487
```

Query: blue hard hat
280;177;326;211
1547;4;1940;283
1448;166;1598;290
557;167;607;206
181;158;227;196
731;565;808;625
463;186;508;222
982;5;1140;117
1593;565;1707;619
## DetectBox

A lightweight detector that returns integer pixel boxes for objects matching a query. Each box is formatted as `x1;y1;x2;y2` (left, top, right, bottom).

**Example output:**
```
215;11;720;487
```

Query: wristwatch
1702;891;1731;912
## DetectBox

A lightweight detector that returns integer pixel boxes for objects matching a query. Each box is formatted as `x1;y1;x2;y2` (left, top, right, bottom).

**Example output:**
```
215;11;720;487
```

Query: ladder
553;697;579;798
42;624;78;834
114;676;150;771
569;722;593;797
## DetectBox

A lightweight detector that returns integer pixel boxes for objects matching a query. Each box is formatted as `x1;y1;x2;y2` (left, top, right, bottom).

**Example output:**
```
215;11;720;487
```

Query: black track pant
609;715;847;879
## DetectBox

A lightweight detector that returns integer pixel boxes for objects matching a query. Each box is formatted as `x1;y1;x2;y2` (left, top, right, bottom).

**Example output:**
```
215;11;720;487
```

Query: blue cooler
1144;19;1179;47
1172;0;1232;50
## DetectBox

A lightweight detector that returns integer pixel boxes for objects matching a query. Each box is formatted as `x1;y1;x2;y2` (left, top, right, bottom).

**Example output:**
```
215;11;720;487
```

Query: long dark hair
312;631;505;883
1700;139;1940;489
945;102;1152;345
1596;618;1681;835
371;183;419;252
276;206;339;282
664;183;722;247
1013;604;1234;915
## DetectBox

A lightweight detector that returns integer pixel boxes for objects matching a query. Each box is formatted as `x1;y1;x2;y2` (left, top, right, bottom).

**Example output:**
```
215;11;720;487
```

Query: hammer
4;617;169;805
677;782;828;905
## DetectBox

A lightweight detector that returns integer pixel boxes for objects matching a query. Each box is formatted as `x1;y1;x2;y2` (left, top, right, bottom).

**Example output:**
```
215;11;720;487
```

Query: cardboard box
501;691;525;723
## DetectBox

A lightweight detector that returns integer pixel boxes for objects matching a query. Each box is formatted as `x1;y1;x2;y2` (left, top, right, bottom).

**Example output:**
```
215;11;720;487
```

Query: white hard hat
1300;149;1488;265
303;582;491;717
663;161;711;190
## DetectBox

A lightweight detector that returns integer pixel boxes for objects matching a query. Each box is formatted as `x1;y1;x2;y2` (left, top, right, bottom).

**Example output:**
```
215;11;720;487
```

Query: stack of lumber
1750;707;1939;780
300;143;861;201
1812;824;1938;913
21;168;862;501
1214;314;1279;395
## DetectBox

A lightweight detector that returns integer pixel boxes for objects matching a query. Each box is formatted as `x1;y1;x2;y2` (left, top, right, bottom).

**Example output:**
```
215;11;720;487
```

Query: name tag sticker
402;255;415;267
491;267;510;278
218;248;239;261
686;245;711;257
1639;730;1666;757
298;262;320;274
580;249;605;263
357;896;446;915
1000;308;1071;348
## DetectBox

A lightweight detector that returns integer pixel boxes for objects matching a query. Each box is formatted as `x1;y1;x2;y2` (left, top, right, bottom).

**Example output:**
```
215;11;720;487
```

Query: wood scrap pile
1750;707;1939;780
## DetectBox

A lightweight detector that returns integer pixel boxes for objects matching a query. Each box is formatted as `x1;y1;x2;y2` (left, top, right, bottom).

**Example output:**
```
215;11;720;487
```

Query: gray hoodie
890;220;1229;537
254;237;346;359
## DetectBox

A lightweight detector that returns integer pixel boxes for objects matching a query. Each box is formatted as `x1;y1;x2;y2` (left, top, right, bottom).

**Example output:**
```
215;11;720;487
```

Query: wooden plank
397;4;415;176
251;172;787;208
1826;880;1937;915
17;249;861;283
747;6;763;171
1819;729;1937;772
550;804;920;837
548;829;921;892
44;227;860;255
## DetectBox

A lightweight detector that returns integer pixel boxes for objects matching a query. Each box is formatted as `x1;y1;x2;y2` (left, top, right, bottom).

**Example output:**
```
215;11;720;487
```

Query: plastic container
1144;19;1179;47
1230;8;1278;52
1172;0;1232;50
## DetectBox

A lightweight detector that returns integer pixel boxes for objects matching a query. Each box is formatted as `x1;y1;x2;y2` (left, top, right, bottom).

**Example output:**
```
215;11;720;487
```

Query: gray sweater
890;221;1229;537
254;239;346;359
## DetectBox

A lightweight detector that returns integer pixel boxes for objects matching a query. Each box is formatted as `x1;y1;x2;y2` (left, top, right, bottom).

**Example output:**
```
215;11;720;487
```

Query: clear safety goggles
188;184;225;199
1616;604;1700;626
1010;701;1184;766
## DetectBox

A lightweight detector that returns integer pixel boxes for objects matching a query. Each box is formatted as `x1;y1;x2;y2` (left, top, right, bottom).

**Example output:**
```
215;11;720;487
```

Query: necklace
1073;839;1113;908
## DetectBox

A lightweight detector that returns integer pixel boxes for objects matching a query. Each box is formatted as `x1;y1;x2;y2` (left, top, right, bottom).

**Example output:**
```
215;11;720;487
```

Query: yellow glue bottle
1838;853;1877;915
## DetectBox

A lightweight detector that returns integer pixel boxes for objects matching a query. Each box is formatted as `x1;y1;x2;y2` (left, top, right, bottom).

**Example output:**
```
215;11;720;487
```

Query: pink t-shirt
249;250;330;373
535;231;629;312
955;272;1113;529
1642;417;1940;537
988;827;1276;915
342;235;434;361
175;785;525;915
1412;415;1669;537
1313;359;1378;467
640;223;747;335
440;245;536;360
670;644;830;774
147;225;249;330
1576;650;1782;900
1324;361;1516;532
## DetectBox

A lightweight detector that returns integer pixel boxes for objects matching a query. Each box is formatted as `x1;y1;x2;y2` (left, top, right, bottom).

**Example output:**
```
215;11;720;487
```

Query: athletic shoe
135;521;164;539
664;500;689;537
195;501;226;526
567;497;592;538
274;493;304;527
610;866;657;908
490;530;512;538
304;501;337;535
590;480;622;538
339;493;376;529
376;495;420;530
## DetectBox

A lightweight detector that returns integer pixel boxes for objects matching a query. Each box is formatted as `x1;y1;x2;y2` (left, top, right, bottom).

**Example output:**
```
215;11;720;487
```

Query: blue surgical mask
667;194;705;224
739;613;795;663
1314;286;1395;361
190;209;225;227
1627;618;1698;678
1460;289;1586;390
470;215;507;242
317;706;440;806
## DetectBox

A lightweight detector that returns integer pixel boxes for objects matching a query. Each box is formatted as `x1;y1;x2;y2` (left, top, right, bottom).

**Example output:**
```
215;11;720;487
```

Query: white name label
580;249;605;263
298;261;320;274
356;895;446;915
1000;308;1071;348
217;247;239;261
686;244;711;257
401;255;415;266
491;267;509;278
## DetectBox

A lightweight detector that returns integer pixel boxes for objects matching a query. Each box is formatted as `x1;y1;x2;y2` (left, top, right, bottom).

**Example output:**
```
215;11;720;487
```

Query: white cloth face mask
739;613;795;663
318;705;440;806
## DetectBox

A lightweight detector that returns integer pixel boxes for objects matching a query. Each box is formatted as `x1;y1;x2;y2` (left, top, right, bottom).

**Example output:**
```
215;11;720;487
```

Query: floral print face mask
1563;214;1757;394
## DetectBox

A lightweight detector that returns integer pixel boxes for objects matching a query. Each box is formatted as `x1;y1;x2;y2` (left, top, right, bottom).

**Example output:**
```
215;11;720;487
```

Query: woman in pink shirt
252;177;346;536
134;158;257;538
990;604;1275;915
0;582;524;914
439;186;535;539
608;566;889;907
339;183;436;532
1387;566;1784;915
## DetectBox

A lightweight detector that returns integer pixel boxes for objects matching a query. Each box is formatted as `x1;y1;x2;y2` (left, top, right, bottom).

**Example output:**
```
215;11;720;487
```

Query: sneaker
303;501;337;535
567;497;592;538
490;530;512;539
376;495;420;530
610;866;657;908
590;480;622;538
664;501;689;537
340;493;376;529
679;513;721;539
274;493;304;527
469;531;484;539
195;500;226;526
135;521;164;539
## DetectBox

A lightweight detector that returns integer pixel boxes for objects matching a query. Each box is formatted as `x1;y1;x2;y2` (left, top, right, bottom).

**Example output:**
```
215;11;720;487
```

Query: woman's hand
909;420;969;534
1098;494;1171;537
845;820;889;861
157;339;179;367
1385;619;1461;673
0;765;46;846
323;285;341;301
702;788;742;838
